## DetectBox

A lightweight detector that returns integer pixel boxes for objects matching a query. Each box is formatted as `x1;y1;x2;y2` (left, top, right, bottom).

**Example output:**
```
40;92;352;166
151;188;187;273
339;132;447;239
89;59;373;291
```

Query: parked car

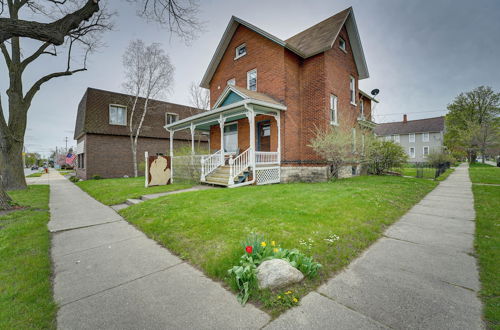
31;165;39;170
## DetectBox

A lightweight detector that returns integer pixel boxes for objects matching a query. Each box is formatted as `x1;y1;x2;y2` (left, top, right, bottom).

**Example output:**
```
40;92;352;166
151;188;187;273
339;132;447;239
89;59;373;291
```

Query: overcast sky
2;0;500;156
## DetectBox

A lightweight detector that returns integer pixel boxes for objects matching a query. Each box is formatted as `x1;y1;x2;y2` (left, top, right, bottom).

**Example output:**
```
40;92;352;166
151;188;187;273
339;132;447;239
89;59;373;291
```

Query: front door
257;121;271;152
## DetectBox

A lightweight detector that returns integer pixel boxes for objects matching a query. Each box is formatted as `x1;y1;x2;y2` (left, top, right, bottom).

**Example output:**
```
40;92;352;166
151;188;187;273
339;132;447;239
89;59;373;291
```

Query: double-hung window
409;133;415;143
223;123;238;153
109;105;127;125
392;134;400;143
409;147;416;158
166;113;178;125
247;69;257;91
349;76;356;105
330;94;338;125
422;132;430;142
359;99;364;117
423;146;429;157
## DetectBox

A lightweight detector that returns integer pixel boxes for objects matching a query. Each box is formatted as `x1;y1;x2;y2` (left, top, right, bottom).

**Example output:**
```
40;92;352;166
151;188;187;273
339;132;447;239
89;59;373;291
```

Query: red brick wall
209;25;286;106
78;133;193;180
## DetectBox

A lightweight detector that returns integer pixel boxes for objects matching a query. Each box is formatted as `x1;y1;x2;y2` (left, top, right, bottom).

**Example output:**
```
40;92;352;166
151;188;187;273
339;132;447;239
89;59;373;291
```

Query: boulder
256;259;304;289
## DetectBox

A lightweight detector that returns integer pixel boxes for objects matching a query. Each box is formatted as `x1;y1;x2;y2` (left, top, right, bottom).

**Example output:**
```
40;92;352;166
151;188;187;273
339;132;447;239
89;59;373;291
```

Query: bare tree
0;0;202;193
123;40;174;177
188;81;210;110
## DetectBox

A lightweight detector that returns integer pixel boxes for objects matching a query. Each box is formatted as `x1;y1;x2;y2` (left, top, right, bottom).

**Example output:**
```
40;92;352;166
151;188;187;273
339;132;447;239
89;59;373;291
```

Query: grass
76;176;194;205
26;172;43;178
398;167;436;179
469;162;500;184
472;184;500;329
120;175;437;316
0;186;57;329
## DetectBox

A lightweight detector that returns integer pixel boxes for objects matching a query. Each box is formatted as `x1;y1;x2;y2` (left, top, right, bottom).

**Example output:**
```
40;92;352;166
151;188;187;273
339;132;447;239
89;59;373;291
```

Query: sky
1;0;500;157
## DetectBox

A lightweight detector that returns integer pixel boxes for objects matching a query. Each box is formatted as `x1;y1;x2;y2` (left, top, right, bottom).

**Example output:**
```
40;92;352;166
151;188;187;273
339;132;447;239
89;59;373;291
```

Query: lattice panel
256;167;281;185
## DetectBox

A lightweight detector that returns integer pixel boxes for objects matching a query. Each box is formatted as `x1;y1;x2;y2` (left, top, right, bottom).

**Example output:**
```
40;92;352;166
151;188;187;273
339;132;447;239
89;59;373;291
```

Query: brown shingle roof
74;88;207;141
230;85;283;106
374;116;445;136
285;7;351;57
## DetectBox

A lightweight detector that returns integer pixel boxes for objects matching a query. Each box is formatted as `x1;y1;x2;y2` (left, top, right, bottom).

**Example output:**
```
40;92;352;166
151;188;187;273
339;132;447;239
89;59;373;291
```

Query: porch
165;85;286;187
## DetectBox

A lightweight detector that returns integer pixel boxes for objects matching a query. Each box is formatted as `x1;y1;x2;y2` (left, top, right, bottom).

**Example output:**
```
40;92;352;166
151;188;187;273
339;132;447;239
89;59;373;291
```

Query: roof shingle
374;116;445;136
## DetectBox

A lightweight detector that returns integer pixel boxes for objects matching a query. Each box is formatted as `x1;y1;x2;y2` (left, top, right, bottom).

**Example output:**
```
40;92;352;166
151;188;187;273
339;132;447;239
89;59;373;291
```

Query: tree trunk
0;178;13;210
0;138;26;190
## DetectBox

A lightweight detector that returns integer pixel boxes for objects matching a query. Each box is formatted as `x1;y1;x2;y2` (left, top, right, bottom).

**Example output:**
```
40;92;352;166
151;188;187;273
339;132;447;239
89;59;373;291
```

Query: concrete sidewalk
48;171;269;329
267;163;484;329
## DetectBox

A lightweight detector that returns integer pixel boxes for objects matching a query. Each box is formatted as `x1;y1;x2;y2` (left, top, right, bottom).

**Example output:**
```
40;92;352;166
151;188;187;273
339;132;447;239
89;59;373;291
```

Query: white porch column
218;114;225;164
246;106;256;178
190;123;196;155
169;130;174;183
273;111;281;163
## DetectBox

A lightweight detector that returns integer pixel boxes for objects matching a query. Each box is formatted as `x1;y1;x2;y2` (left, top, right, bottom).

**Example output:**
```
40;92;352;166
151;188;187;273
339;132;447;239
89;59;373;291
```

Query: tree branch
0;0;100;45
0;42;11;66
20;41;54;71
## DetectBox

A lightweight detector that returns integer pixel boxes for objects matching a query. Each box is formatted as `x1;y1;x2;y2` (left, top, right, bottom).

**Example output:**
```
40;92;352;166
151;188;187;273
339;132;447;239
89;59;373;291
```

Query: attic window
235;44;247;59
339;37;346;52
166;113;178;125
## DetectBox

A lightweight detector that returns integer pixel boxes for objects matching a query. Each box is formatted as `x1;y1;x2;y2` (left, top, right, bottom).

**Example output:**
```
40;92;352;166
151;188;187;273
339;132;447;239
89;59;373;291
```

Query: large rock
257;259;304;289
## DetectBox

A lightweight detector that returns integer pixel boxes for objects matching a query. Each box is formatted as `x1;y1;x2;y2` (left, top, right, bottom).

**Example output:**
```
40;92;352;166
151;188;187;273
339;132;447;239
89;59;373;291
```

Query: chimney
403;114;408;123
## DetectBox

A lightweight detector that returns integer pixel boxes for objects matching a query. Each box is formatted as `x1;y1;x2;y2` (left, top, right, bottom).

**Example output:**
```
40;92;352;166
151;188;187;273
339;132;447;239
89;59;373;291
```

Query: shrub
426;149;455;167
91;175;102;180
365;138;408;175
228;234;322;305
69;176;80;183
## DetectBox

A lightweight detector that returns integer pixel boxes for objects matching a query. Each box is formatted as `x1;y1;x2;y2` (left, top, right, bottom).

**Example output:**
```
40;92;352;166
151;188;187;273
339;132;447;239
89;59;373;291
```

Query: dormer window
235;44;247;59
339;37;346;52
166;113;178;125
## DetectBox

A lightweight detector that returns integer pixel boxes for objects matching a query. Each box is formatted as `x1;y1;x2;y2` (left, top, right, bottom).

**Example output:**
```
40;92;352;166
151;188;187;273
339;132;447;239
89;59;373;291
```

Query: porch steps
204;165;250;187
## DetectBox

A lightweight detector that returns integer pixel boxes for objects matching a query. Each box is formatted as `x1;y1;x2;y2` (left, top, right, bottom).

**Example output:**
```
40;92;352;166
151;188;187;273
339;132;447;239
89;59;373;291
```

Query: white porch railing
255;151;279;165
201;150;223;181
228;148;252;184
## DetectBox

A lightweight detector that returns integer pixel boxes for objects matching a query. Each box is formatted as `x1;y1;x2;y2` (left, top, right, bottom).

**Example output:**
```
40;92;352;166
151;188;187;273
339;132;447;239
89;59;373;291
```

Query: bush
365;139;408;175
69;176;80;183
426;149;455;167
91;175;102;180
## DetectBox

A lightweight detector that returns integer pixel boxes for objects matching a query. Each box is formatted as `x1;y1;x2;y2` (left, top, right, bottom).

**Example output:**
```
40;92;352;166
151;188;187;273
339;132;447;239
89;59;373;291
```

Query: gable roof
200;7;369;88
74;88;207;141
213;85;284;108
374;116;445;136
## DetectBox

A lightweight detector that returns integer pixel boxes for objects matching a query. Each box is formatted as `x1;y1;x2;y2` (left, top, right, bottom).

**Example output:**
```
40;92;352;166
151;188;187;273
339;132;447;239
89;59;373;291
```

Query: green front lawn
0;186;57;329
76;176;193;205
469;162;500;184
472;185;500;329
26;172;43;178
398;167;436;179
120;176;437;315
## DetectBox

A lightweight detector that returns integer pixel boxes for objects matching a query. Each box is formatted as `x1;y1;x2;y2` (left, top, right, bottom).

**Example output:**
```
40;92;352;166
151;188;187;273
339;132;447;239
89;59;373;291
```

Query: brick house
166;7;378;186
73;88;208;179
375;115;445;163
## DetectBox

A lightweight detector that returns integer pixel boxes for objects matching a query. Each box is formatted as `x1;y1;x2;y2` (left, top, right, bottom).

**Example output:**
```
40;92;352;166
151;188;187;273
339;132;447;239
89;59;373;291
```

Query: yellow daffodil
277;295;282;299
261;241;267;247
271;241;276;246
285;290;292;295
293;297;298;303
273;248;279;253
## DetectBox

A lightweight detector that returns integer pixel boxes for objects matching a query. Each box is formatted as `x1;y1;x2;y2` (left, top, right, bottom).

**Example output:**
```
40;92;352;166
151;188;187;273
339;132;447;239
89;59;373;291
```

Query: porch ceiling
165;99;286;132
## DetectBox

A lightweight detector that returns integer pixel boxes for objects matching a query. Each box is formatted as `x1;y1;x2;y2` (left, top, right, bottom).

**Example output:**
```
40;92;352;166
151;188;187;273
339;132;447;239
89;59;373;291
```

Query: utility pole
64;137;69;153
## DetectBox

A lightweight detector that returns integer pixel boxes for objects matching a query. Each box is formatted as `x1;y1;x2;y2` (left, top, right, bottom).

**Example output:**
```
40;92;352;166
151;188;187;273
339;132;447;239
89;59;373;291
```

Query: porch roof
165;86;286;132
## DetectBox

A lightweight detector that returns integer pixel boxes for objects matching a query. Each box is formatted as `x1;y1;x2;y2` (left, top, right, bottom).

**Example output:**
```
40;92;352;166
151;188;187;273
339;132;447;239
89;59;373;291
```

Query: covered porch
165;85;286;187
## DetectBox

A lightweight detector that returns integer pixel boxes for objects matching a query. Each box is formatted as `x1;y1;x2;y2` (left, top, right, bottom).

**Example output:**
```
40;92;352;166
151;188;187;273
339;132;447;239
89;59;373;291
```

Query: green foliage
69;176;80;183
444;86;500;161
426;149;455;167
264;290;300;309
365;139;408;175
472;185;500;329
228;235;321;305
0;186;57;329
91;175;102;180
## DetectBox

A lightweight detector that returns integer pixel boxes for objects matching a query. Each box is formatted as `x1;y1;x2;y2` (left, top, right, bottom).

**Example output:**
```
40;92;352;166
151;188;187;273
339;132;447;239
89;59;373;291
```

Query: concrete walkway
267;163;484;329
47;170;269;329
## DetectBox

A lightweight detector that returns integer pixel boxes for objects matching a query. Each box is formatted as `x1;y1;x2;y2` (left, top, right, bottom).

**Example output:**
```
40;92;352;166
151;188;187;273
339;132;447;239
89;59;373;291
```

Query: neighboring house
374;115;445;163
73;88;208;180
165;7;378;186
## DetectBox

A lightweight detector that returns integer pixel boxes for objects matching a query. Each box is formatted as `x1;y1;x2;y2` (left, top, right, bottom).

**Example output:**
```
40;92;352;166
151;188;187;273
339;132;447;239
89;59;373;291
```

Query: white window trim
227;78;235;86
247;68;257;91
235;43;247;60
349;76;356;106
392;134;400;143
109;104;127;126
339;37;347;52
423;146;429;157
409;147;416;158
422;132;430;142
165;112;179;125
330;94;338;126
409;133;415;143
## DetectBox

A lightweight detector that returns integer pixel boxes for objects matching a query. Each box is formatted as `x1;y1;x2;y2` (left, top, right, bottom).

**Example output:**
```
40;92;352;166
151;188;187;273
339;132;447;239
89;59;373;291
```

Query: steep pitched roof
374;117;445;136
73;88;207;140
200;7;369;88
